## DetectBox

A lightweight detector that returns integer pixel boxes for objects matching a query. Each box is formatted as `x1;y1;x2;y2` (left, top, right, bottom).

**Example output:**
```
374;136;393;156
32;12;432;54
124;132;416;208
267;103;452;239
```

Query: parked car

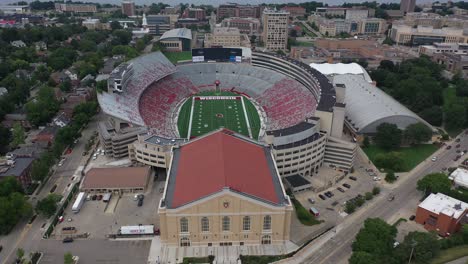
337;187;345;193
307;198;315;204
343;183;351;189
62;227;76;231
318;194;326;200
456;144;461;148
137;199;143;207
137;194;144;201
431;156;437;162
349;176;357;181
388;194;395;201
91;194;97;201
446;145;452;150
331;201;338;206
155;229;160;236
456;138;461;142
97;195;103;201
62;237;74;243
324;192;331;198
409;215;416;221
0;245;3;252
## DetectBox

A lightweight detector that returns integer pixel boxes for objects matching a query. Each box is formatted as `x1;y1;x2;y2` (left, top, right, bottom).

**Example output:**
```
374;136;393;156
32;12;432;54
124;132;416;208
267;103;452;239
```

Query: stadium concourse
99;49;355;189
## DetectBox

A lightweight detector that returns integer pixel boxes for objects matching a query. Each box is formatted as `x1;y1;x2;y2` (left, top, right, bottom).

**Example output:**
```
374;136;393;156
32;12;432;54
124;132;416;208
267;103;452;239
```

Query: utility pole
408;239;417;264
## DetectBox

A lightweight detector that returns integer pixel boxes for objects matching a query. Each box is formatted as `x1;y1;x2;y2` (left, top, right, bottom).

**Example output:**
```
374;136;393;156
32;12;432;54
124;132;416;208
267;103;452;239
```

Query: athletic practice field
178;91;261;139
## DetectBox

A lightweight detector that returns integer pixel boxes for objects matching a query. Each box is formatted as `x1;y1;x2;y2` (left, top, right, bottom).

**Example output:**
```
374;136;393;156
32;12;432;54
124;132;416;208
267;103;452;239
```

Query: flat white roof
309;63;372;83
419;193;468;219
450;168;468;189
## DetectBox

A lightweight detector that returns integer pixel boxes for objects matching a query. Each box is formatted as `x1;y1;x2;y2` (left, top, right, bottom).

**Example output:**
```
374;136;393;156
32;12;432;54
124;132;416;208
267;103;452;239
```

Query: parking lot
53;178;165;239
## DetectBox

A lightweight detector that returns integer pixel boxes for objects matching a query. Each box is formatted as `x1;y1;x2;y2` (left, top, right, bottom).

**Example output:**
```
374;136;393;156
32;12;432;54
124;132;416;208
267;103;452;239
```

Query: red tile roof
168;130;281;208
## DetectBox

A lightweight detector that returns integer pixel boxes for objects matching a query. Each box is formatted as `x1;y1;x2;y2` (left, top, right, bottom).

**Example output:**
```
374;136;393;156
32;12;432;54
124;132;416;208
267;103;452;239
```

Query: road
0;113;106;264
301;132;468;264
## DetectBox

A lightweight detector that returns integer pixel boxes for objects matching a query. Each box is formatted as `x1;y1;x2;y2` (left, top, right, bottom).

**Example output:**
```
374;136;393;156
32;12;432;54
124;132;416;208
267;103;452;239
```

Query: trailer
119;225;154;235
72;192;86;213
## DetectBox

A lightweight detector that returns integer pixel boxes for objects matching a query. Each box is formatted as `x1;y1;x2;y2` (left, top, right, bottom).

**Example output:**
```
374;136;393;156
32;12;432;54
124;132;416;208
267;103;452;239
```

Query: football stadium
98;48;355;179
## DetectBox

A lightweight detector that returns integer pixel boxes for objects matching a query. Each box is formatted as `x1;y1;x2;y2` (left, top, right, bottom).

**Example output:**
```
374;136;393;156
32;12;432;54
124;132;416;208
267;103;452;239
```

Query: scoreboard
192;48;242;63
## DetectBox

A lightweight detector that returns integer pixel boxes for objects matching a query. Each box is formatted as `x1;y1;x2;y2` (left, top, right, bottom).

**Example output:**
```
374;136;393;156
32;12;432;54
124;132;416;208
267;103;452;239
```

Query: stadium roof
310;63;372;83
160;28;192;41
333;74;434;134
165;129;287;208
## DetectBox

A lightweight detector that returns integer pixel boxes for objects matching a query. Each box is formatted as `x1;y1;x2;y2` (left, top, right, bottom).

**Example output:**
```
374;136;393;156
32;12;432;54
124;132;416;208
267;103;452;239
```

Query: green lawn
363;144;439;172
431;245;468;264
163;51;192;64
177;91;261;139
291;198;322;226
240;255;286;264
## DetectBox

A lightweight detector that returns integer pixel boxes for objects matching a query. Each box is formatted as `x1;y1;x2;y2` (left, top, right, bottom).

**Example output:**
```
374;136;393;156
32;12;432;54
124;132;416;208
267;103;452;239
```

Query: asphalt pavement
300;132;468;264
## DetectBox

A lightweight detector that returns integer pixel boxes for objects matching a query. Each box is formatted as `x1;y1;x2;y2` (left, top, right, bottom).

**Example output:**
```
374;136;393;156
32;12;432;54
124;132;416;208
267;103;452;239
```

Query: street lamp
408;239;417;264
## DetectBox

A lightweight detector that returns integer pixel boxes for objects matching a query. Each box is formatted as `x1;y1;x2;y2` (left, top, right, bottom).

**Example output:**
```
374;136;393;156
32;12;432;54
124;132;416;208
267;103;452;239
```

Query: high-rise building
121;1;135;17
400;0;416;13
262;9;289;51
217;4;261;21
204;27;251;48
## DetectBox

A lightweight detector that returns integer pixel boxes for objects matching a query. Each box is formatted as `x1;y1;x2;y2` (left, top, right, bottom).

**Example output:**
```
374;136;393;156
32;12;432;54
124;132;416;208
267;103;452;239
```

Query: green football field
177;91;261;139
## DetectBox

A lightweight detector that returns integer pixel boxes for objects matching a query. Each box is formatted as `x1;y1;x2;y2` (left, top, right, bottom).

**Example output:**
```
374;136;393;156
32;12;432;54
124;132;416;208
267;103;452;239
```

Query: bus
309;207;320;217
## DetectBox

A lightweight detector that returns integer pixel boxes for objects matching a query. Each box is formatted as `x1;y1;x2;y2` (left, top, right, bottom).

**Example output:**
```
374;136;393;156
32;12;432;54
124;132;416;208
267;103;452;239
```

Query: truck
119;225;154;235
103;193;112;203
72;192;86;213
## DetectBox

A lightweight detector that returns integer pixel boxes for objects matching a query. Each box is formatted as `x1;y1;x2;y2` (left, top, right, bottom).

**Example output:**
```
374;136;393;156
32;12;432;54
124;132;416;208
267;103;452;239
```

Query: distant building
416;193;468;237
0;5;29;15
262;9;289;51
182;8;206;21
161;6;180;15
204;27;251;48
400;0;416;13
159;28;192;52
217;4;261;21
389;24;468;45
146;15;171;35
316;7;347;17
345;8;371;20
433;53;468;78
221;17;260;35
449;168;468;189
281;6;306;18
34;126;60;146
121;1;135;17
0;155;34;188
82;18;108;30
81;166;151;194
419;43;468;56
55;3;97;13
10;40;26;48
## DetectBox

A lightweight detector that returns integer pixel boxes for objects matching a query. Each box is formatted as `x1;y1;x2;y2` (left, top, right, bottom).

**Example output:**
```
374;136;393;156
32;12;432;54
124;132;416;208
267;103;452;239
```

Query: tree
352;218;397;258
394;231;440;264
372;186;380;195
417;173;452;195
135;38;146;52
385;171;397;183
355;196;365;207
112;29;132;45
36;194;62;217
374;152;404;172
110;21;122;30
365;192;373;200
16;248;24;260
404;123;432;145
0;179;32;234
379;60;394;71
419;106;443;126
0;125;11;155
363;136;370;148
349;251;379;264
374;123;402;150
32;65;51;83
59;79;72;92
10;122;25;148
445;103;466;130
64;252;74;264
345;202;356;214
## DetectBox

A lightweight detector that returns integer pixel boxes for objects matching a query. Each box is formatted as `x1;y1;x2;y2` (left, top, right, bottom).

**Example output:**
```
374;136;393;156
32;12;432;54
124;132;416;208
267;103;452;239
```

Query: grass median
291;198;322;226
431;245;468;264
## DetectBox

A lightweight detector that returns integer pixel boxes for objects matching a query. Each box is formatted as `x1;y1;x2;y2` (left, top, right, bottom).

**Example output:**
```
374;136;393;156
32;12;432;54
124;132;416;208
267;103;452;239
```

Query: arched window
201;217;209;232
180;237;190;247
242;216;251;231
222;216;230;231
180;217;189;233
263;215;271;230
261;235;271;245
